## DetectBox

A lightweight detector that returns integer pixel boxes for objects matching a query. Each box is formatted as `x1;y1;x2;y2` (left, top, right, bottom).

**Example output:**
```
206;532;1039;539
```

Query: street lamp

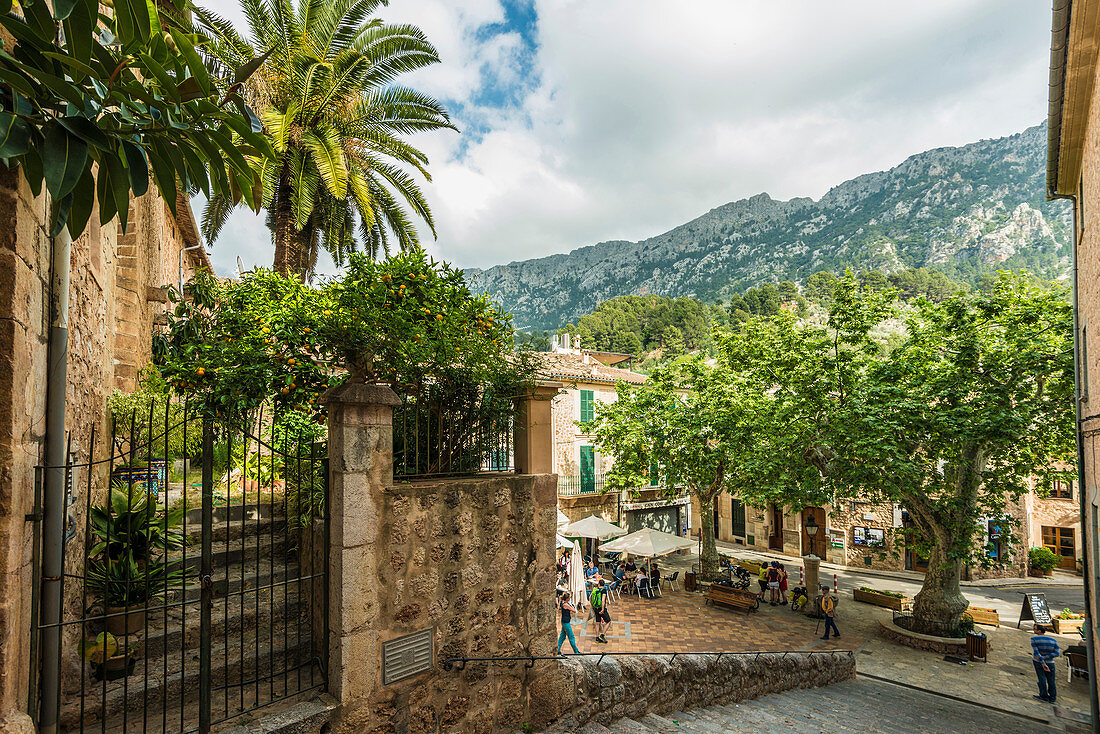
804;515;819;558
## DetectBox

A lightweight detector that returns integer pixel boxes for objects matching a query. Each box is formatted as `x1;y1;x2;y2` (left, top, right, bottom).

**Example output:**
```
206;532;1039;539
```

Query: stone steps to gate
545;677;1068;734
59;630;318;730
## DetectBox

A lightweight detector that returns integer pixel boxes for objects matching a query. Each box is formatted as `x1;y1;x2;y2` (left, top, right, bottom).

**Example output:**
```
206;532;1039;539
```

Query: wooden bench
704;584;760;614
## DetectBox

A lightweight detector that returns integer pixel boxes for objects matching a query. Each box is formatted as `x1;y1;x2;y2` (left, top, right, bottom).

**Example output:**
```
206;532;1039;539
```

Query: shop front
622;496;691;536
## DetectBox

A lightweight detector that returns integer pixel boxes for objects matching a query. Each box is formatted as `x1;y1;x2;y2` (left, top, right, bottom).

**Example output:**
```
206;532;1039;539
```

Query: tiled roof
534;352;647;385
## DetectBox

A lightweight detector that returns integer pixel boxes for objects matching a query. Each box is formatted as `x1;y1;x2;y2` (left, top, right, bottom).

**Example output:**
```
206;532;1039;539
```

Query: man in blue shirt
1030;624;1061;704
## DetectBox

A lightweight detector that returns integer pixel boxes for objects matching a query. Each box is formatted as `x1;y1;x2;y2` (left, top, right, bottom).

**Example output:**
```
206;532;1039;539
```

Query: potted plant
1053;609;1086;635
1029;547;1059;577
80;632;135;681
853;586;912;612
87;485;185;635
965;606;1000;626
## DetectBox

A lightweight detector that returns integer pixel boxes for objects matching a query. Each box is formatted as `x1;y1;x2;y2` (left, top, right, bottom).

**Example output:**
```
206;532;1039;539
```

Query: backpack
590;587;604;610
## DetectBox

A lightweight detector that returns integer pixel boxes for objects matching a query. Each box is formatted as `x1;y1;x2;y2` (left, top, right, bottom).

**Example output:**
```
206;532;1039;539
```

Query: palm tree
195;0;453;279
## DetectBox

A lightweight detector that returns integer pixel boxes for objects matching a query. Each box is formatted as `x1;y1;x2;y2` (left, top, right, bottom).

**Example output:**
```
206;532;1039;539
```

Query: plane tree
721;274;1075;635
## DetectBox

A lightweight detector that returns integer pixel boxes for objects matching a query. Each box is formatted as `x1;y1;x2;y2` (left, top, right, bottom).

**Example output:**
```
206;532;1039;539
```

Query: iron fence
30;397;329;733
556;474;684;497
393;381;515;479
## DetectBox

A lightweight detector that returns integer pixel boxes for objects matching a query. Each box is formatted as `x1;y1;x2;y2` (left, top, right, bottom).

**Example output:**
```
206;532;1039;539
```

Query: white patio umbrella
600;527;695;595
557;509;570;527
560;514;626;564
568;540;586;609
598;527;696;558
556;533;572;549
559;515;626;540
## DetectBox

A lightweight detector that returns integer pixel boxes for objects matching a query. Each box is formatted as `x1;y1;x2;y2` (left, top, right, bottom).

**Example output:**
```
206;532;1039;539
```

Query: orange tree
153;249;527;422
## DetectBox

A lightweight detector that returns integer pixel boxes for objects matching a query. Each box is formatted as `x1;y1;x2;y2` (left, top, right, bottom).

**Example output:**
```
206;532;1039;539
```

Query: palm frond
201;194;236;244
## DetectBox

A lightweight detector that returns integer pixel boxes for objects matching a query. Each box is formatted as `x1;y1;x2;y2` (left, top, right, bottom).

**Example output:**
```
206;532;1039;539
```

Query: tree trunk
273;166;313;281
698;492;720;580
910;525;969;636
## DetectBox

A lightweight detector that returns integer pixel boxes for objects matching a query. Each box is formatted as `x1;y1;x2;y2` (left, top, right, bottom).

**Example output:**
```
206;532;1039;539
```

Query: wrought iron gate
30;400;329;733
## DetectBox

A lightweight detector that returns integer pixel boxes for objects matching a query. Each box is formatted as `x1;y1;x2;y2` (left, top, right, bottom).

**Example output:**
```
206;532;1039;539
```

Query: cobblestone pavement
568;551;1093;732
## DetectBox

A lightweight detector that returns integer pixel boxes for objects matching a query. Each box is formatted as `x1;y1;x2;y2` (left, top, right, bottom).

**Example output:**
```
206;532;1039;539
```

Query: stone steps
546;677;1067;733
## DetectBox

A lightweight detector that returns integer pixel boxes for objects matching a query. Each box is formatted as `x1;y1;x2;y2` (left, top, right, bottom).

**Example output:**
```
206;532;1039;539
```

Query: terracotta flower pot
92;655;135;681
104;606;145;636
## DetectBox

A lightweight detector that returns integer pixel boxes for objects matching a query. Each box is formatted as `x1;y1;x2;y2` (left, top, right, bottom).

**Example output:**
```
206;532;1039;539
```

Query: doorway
731;497;746;538
1042;526;1077;570
713;504;721;541
800;507;826;556
902;509;929;573
768;504;784;551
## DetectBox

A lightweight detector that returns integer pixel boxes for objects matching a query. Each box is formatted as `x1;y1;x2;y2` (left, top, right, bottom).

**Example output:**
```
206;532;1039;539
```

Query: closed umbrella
568;540;585;610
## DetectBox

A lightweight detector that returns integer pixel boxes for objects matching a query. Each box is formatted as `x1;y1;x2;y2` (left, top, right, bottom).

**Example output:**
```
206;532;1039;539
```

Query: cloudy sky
196;0;1052;277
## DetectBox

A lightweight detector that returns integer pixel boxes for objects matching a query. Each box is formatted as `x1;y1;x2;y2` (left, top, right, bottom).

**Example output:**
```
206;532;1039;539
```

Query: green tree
0;0;268;238
590;359;769;579
804;271;839;303
721;273;1074;634
196;0;453;279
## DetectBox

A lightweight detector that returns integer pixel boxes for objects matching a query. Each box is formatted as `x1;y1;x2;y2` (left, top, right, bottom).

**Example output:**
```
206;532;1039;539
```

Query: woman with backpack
557;591;581;654
766;562;782;606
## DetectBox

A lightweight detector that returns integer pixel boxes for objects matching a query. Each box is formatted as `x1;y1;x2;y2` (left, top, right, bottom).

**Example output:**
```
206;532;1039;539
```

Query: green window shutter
649;458;659;486
580;446;595;493
580;390;594;423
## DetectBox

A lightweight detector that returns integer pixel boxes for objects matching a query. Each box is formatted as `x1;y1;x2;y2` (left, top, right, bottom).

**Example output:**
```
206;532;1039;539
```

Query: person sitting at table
555;576;568;599
584;559;599;579
625;559;637;573
635;569;651;598
650;563;662;592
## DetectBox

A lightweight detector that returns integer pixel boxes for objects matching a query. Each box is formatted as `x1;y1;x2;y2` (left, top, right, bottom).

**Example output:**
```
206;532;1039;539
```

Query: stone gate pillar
323;383;401;716
513;381;562;475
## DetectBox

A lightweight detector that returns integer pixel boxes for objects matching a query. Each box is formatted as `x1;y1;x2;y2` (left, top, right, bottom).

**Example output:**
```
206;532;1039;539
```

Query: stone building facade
1048;0;1100;716
0;169;210;730
537;349;692;537
703;485;1070;582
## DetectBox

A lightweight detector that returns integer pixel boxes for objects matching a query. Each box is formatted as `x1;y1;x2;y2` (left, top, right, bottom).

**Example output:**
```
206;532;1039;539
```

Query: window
579;389;594;423
649;458;659;486
1051;478;1075;500
580;446;595;493
731;497;746;537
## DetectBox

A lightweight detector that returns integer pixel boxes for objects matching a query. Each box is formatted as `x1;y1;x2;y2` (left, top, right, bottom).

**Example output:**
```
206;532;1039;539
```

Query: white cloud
195;0;1053;276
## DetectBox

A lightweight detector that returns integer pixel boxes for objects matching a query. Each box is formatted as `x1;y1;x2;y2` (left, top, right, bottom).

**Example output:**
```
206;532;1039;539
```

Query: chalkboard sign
1017;592;1052;628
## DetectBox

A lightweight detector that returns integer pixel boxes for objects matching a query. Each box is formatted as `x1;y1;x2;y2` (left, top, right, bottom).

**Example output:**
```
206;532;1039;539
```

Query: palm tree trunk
273;165;313;281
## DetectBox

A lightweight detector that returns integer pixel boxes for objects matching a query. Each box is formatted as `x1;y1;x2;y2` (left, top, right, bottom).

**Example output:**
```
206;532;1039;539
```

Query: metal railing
30;397;329;733
393;382;515;479
557;474;684;497
442;649;855;670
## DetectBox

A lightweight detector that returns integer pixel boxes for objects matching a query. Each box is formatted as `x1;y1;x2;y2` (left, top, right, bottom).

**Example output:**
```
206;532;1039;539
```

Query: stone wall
0;165;208;727
374;475;558;734
529;651;856;731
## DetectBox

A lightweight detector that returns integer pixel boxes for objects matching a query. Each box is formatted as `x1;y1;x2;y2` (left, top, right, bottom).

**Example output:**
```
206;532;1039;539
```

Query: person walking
590;579;611;644
557;592;580;655
820;586;840;639
1030;624;1061;703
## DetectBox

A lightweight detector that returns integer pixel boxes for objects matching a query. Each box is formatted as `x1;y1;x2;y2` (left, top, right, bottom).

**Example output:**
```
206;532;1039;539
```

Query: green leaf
0;112;31;157
0;68;38;100
121;140;148;196
41;122;89;198
52;0;80;21
21;0;55;40
61;0;94;66
168;29;211;92
96;153;120;225
42;51;100;81
21;148;43;196
57;115;110;151
147;138;178;205
67;166;95;238
137;53;180;102
232;48;273;84
176;76;204;103
50;192;74;237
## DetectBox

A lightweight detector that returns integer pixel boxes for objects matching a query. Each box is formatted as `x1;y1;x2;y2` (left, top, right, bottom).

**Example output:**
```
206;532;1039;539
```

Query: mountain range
463;123;1071;332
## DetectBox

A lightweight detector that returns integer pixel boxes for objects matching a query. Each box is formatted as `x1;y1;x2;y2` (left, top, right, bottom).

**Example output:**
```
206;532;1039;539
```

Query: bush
1029;546;1059;573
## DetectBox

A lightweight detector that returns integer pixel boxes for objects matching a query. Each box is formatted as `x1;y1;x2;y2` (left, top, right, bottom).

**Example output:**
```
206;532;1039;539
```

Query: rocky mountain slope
464;124;1071;331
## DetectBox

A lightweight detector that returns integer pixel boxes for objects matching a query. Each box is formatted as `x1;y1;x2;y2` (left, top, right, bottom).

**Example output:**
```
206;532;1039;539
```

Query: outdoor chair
1067;651;1090;682
662;570;680;592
